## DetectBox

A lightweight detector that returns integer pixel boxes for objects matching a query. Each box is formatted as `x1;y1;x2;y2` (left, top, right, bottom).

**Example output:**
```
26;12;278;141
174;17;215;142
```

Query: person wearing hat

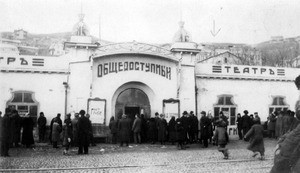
244;118;265;160
77;110;91;154
1;108;11;157
21;113;35;148
213;117;229;159
200;111;210;148
181;111;189;145
241;110;252;137
118;114;131;147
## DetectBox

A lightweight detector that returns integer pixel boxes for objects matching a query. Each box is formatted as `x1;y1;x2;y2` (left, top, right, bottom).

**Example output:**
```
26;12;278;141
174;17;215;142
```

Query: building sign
97;61;172;80
163;98;180;122
212;65;285;76
0;56;44;67
87;98;106;124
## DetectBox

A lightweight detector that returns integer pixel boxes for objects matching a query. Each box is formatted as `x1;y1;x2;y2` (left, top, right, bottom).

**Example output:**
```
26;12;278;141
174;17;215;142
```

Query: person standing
147;118;157;144
71;113;79;147
10;110;21;147
52;119;62;148
22;113;34;148
244;118;265;160
241;110;252;137
132;114;142;144
275;111;284;138
236;113;243;140
63;113;72;155
254;112;261;125
118;114;131;147
189;111;198;143
207;112;214;144
200;111;210;148
37;112;47;143
181;111;189;146
282;111;293;135
49;114;62;144
109;116;119;144
213;118;229;159
157;114;167;146
86;114;96;146
168;116;177;145
1;108;11;157
77;110;91;154
140;114;148;143
267;113;276;138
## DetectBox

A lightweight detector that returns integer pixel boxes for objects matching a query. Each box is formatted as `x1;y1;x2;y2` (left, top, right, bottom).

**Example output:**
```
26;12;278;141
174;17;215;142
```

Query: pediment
93;42;178;62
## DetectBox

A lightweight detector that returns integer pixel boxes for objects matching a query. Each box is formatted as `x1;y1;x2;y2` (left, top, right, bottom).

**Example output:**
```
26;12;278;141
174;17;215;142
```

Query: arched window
7;91;39;125
269;96;289;114
214;95;237;125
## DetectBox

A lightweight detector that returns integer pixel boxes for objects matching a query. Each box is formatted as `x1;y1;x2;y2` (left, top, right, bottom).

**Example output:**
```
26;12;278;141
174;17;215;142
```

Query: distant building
270;36;284;43
49;41;65;56
13;29;28;40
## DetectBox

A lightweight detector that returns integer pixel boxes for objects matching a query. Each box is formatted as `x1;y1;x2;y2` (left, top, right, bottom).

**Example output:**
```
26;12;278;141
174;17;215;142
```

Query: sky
1;0;300;44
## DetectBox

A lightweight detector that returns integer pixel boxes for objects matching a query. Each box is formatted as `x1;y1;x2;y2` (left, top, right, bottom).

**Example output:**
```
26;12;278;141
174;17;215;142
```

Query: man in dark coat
275;111;284;138
270;111;300;173
118;114;131;147
176;117;185;150
168;116;177;144
49;114;62;143
77;110;91;154
22;113;35;148
268;113;277;139
181;111;189;145
109;116;119;144
241;110;252;137
244;118;265;160
1;108;11;157
37;112;47;143
71;113;79;147
147;118;157;144
189;111;198;143
200;111;211;148
157;114;167;145
132;114;142;144
9;110;22;148
140;114;147;143
282;111;293;135
236;113;243;140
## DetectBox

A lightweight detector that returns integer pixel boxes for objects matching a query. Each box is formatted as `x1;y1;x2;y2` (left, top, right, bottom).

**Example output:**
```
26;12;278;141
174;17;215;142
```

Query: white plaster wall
67;62;91;113
91;55;178;124
0;72;67;124
179;66;196;113
197;78;299;121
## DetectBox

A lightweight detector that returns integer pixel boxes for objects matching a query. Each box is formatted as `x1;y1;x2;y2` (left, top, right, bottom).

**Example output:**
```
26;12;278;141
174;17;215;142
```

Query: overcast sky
1;0;300;44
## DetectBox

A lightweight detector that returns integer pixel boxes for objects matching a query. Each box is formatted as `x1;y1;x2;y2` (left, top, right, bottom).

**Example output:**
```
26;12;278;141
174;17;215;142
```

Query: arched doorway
115;88;151;120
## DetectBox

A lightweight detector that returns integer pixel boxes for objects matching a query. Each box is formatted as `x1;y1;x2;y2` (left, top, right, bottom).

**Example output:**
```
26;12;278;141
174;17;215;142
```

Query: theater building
1;17;300;135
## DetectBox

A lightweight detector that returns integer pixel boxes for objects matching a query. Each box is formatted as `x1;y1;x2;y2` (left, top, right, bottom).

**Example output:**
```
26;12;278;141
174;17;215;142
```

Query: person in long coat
275;111;284;138
118;114;131;147
147;118;157;144
132;114;142;144
71;113;79;147
270;112;300;173
241;110;252;136
77;110;91;154
37;112;47;143
52;119;62;148
1;108;11;157
236;113;243;140
267;113;276;138
63;114;72;155
244;118;265;160
213;118;229;159
282;111;293;135
189;111;198;143
157;114;167;145
207;113;214;144
49;114;62;144
176;117;185;150
109;116;119;144
140;114;148;143
10;110;22;147
22;113;34;148
168;116;177;145
200;111;210;148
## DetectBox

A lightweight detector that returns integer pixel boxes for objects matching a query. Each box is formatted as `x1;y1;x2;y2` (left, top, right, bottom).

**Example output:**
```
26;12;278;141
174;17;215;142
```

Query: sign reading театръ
212;65;285;76
97;61;172;80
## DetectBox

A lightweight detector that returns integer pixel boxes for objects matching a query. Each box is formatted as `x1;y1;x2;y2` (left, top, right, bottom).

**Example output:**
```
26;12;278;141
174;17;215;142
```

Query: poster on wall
163;98;180;122
87;98;106;124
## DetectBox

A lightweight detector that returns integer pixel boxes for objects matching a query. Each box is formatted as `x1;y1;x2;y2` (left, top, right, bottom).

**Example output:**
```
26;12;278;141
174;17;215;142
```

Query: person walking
132;114;142;144
213;118;229;159
1;108;11;157
109;116;119;144
77;110;91;154
244;118;265;160
37;112;47;143
236;113;243;140
71;113;79;147
21;113;34;148
118;114;131;147
63;113;72;155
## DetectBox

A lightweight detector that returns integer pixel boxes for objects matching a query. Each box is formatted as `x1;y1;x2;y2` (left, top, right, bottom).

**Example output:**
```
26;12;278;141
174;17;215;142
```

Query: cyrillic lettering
243;67;249;73
7;57;16;64
98;64;103;77
118;62;123;72
135;62;139;70
234;67;240;73
224;66;231;73
103;63;108;75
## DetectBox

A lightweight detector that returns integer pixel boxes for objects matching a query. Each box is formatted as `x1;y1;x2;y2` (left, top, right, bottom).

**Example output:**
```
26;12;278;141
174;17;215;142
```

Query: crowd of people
1;107;299;171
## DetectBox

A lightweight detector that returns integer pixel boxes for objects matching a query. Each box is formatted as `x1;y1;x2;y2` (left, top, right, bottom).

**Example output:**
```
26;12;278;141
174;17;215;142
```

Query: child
213;119;229;159
244;118;265;160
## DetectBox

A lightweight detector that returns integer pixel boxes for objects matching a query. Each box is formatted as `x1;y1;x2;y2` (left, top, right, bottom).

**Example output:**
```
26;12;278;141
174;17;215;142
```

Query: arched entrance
115;88;151;120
